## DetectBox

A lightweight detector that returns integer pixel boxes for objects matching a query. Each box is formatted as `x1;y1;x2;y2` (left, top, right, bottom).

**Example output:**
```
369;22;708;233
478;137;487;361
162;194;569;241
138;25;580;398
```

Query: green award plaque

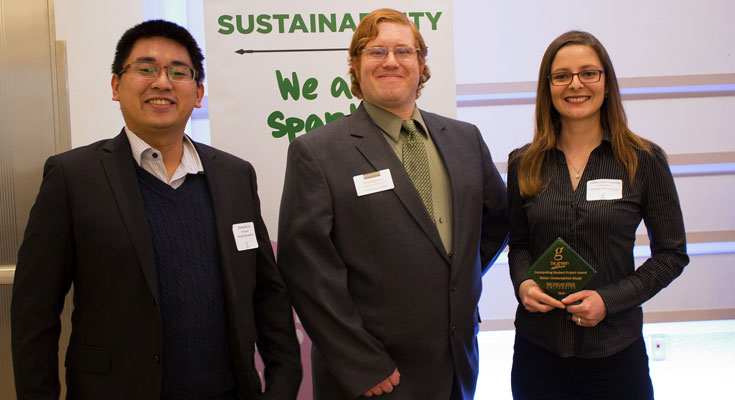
528;237;596;300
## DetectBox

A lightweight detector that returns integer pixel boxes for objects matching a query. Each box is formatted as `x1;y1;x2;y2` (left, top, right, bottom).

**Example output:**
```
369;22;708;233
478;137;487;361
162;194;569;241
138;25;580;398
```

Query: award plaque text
528;237;597;300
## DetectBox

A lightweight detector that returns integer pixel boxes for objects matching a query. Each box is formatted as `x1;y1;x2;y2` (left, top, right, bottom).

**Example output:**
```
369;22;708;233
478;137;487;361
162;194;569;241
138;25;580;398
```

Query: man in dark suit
277;8;508;400
11;20;301;400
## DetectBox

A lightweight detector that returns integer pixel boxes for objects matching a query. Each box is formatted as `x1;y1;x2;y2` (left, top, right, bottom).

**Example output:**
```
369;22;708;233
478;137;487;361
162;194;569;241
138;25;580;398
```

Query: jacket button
451;326;457;335
448;252;453;258
154;354;160;364
150;297;156;305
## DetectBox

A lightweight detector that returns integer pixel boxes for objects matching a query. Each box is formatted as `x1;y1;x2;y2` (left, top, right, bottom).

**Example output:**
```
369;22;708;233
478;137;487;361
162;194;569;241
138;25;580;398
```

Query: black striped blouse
507;136;689;358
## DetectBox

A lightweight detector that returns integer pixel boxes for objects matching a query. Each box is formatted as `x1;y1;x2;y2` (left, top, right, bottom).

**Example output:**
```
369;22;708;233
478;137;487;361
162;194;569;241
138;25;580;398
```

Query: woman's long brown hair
513;30;651;196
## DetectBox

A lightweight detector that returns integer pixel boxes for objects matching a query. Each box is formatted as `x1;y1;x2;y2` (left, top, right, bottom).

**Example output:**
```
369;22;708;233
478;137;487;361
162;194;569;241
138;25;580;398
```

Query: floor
475;319;735;399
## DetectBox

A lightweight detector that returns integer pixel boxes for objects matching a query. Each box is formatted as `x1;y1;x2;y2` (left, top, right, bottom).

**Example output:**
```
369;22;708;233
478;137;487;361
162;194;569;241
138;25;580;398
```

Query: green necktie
401;119;435;223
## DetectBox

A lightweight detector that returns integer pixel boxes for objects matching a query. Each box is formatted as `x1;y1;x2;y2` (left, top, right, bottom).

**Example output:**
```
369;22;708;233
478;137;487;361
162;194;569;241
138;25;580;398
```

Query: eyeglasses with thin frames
362;46;421;61
549;70;604;86
120;62;197;83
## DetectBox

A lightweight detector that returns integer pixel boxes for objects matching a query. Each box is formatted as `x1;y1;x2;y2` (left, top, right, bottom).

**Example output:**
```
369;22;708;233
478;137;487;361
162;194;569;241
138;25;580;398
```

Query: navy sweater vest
136;168;237;399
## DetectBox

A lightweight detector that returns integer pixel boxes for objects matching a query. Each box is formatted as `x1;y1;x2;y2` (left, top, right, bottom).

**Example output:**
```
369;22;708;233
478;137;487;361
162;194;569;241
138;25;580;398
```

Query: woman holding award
506;30;689;399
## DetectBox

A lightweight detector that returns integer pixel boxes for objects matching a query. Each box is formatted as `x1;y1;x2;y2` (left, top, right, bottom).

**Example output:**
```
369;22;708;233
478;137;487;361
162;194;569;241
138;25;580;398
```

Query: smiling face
353;22;425;118
111;36;203;142
549;44;607;126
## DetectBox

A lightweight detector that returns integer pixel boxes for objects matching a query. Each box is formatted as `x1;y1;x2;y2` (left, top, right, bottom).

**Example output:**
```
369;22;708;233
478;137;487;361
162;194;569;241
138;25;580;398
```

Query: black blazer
11;130;301;400
278;104;508;399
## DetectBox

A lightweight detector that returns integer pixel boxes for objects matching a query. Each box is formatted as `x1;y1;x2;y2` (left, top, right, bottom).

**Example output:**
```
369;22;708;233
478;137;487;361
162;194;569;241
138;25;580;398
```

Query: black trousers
510;332;654;400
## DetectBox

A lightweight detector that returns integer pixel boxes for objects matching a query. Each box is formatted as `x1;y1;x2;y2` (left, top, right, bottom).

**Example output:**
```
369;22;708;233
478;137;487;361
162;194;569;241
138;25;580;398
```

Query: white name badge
353;169;395;197
232;222;259;251
586;179;623;201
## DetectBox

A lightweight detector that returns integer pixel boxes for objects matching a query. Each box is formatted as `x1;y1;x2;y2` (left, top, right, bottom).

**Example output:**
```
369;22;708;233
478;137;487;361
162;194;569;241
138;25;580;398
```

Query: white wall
453;0;734;85
54;0;142;147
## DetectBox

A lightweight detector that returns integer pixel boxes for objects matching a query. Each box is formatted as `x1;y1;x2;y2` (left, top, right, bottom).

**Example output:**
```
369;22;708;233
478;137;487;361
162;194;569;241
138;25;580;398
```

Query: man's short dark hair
111;19;205;84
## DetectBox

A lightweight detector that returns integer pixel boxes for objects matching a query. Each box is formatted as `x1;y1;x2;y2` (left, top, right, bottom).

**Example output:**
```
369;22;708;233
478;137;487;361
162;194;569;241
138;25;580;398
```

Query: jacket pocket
65;344;111;374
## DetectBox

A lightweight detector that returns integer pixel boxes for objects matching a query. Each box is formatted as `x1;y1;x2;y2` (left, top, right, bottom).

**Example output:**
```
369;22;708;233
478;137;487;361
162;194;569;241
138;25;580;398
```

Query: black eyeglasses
120;62;197;83
549;70;604;86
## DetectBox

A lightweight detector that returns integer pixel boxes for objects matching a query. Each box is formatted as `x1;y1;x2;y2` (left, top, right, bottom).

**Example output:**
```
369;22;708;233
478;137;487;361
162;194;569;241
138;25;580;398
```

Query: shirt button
439;217;445;223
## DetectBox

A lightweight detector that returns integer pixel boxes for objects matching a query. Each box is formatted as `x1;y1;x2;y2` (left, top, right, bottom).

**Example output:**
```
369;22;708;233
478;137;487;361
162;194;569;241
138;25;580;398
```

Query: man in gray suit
277;8;508;400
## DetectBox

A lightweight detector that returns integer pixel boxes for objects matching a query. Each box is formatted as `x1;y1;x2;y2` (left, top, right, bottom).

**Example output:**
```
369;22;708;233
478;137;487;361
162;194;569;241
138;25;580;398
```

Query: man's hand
518;279;566;312
363;368;400;397
563;290;607;327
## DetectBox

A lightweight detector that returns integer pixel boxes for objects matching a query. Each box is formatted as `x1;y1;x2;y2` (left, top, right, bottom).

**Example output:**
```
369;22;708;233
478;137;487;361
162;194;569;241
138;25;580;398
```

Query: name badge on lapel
232;222;259;251
353;169;395;197
586;179;622;201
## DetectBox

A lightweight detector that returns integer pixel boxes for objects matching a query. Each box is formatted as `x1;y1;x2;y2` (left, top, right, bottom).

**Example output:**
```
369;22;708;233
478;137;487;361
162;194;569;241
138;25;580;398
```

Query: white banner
203;1;456;234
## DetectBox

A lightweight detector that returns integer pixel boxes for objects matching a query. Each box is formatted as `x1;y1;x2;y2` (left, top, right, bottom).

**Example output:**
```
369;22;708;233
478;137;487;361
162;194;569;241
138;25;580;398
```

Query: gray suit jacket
11;130;302;400
277;104;508;399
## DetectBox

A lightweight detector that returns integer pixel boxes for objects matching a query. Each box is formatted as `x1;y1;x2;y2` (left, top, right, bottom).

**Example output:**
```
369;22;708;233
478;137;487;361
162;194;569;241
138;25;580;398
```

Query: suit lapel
196;144;238;301
99;130;159;302
351;105;448;262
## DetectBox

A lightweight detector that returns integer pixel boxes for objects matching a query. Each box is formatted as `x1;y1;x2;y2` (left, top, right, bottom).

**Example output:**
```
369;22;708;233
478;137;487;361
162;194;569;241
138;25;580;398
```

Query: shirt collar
363;101;429;143
124;126;204;173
